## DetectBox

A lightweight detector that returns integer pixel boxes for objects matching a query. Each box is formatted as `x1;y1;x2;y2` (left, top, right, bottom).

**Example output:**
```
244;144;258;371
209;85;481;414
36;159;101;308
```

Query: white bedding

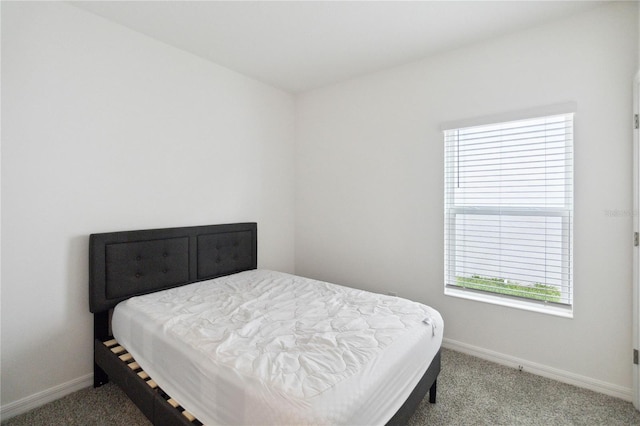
112;269;443;425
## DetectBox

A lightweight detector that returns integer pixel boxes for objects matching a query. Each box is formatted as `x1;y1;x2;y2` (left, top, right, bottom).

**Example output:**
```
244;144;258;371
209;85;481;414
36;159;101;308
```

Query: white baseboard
0;373;93;421
443;338;633;402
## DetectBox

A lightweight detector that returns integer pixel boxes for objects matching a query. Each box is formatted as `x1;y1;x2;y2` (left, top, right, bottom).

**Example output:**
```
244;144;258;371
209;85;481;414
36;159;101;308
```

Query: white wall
1;2;295;410
296;1;638;396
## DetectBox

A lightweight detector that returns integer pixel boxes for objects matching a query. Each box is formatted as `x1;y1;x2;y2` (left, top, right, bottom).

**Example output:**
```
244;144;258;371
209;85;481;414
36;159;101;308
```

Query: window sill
445;286;573;318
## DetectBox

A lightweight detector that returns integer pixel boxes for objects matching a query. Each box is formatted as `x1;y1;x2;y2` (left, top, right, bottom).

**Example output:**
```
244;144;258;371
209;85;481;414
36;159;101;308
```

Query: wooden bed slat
103;339;118;347
119;353;133;362
182;410;196;422
110;346;126;354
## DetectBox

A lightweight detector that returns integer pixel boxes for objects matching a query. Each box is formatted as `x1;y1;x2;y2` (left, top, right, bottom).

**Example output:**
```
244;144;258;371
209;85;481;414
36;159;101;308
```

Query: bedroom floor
408;349;640;425
3;348;639;425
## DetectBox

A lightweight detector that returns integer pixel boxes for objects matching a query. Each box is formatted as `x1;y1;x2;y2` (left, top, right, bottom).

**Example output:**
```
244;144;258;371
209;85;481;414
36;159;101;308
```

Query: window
444;112;574;316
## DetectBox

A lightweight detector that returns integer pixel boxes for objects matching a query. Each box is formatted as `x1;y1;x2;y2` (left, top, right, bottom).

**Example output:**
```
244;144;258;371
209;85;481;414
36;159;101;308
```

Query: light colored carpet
408;349;640;425
3;348;639;425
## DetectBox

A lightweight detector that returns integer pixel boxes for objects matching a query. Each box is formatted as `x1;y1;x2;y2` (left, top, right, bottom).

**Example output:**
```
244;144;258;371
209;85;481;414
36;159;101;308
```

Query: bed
89;223;443;425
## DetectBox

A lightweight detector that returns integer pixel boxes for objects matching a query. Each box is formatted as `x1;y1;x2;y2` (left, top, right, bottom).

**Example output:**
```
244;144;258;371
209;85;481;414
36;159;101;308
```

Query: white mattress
112;269;443;425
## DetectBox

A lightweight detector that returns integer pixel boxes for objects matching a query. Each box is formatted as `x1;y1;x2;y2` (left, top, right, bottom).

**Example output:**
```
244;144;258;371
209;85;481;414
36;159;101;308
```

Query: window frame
442;106;574;318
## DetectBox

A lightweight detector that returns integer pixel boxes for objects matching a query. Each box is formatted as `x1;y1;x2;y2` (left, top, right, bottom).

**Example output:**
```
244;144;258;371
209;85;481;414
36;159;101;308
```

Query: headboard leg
94;311;110;387
94;310;110;340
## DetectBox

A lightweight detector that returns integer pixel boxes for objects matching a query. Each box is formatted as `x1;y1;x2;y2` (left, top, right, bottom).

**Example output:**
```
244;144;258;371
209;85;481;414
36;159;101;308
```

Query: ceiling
71;1;606;93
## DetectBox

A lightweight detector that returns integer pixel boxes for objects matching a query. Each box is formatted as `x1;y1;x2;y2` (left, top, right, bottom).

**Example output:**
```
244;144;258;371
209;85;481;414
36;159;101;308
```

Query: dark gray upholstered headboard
89;223;257;313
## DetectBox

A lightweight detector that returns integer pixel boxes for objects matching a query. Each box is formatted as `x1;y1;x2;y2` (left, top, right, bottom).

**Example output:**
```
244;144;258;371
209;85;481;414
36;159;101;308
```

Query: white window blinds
444;113;573;307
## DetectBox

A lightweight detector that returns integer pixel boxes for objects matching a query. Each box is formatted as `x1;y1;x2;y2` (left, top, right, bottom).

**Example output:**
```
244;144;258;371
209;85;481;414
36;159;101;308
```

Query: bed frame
89;222;440;425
